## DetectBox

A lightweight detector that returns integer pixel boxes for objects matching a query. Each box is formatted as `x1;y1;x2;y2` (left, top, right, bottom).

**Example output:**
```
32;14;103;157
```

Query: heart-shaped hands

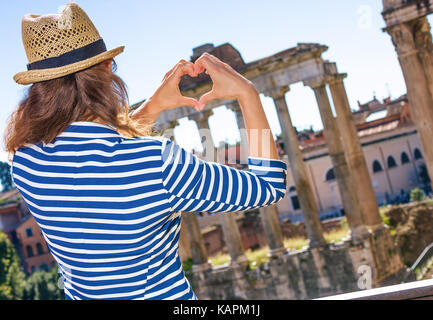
193;53;256;109
145;54;257;115
130;54;279;161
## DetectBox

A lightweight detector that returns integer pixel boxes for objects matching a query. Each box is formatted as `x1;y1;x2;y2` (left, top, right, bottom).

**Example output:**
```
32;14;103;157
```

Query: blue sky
0;0;423;162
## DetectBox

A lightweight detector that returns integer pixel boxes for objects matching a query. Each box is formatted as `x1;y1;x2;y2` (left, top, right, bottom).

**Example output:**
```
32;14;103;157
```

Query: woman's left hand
130;60;201;122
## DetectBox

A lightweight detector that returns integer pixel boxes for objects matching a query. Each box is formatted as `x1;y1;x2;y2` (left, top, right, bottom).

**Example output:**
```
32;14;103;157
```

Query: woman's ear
102;59;113;72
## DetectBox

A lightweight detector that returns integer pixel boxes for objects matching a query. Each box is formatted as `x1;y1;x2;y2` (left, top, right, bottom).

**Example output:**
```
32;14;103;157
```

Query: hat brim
13;46;125;85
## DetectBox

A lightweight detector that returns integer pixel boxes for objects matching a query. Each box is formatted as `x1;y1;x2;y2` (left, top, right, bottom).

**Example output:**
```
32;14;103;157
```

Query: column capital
263;85;290;100
188;109;214;125
413;16;433;53
158;120;179;131
385;22;419;58
304;73;347;90
303;76;328;90
326;73;348;86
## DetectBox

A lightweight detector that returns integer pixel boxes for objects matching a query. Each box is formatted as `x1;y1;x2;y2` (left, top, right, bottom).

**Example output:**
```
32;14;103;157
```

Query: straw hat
14;2;124;85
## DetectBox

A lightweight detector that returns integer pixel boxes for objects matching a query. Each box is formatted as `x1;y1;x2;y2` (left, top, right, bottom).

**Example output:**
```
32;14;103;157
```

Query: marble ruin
382;0;433;186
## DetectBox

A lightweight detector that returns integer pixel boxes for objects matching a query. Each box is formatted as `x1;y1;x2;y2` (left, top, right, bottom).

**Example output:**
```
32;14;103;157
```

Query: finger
194;54;214;75
163;68;175;82
164;59;186;80
193;59;206;75
163;60;195;82
198;90;217;107
179;96;201;110
163;61;182;81
198;53;224;68
178;60;197;77
202;52;221;64
172;63;196;81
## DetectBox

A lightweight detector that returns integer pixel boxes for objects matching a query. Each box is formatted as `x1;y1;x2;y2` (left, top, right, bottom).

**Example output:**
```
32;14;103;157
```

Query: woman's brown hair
5;60;151;156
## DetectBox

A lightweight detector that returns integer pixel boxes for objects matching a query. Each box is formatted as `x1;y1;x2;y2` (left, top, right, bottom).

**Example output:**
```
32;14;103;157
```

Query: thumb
199;90;217;108
179;96;201;111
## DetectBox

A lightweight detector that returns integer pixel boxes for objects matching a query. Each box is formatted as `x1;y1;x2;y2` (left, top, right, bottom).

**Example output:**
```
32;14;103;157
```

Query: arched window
289;185;296;193
36;243;44;255
325;168;336;181
387;156;397;169
373;160;383;173
26;245;34;258
414;148;423;160
401;152;410;165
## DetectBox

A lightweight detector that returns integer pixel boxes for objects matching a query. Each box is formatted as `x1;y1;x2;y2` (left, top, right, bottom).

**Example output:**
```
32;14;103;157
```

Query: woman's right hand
144;60;202;112
130;60;202;122
193;53;259;108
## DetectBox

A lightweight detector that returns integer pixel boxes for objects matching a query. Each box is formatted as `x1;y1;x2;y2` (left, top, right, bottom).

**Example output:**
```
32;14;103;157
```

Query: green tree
22;267;64;300
0;230;64;300
0;231;26;299
410;187;425;202
0;162;13;192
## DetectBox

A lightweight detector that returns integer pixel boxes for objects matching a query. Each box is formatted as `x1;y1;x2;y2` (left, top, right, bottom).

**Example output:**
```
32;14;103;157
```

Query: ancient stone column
328;75;384;230
166;120;196;262
190;109;249;269
189;110;217;162
226;101;249;163
226;101;286;258
385;20;433;184
220;213;249;268
163;118;209;270
265;86;327;249
307;81;369;241
181;213;211;272
160;120;179;142
259;205;287;258
178;214;192;262
413;17;433;104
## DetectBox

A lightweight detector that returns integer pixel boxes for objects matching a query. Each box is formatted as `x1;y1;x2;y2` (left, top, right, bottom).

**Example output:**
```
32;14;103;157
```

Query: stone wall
199;213;342;258
189;227;406;300
384;201;433;266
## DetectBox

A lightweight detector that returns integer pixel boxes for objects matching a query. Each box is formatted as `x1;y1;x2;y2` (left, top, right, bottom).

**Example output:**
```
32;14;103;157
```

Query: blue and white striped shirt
12;121;288;300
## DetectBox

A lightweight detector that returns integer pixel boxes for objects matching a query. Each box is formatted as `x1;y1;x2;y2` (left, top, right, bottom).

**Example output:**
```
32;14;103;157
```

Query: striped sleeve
160;139;287;214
